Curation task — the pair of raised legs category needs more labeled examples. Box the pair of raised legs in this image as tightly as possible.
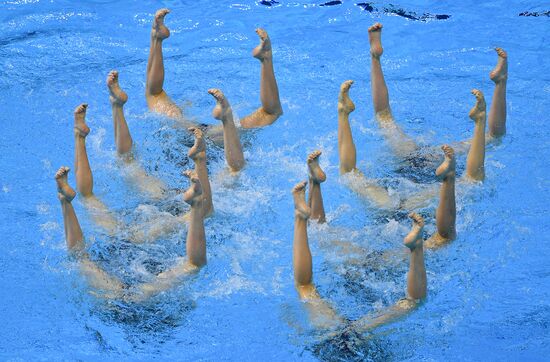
[56,164,208,299]
[145,9,282,130]
[368,23,508,156]
[291,181,427,332]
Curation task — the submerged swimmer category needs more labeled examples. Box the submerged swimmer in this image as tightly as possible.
[73,104,119,234]
[107,70,167,200]
[336,80,396,209]
[291,180,427,332]
[139,170,208,298]
[55,166,126,297]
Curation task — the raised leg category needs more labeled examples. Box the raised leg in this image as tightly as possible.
[465,90,487,181]
[293,181,313,292]
[337,80,357,174]
[73,104,93,197]
[73,104,120,233]
[368,23,418,158]
[426,146,456,248]
[55,167,125,295]
[488,48,508,138]
[107,70,132,155]
[188,127,213,217]
[352,213,426,333]
[208,89,245,172]
[56,166,83,251]
[240,29,283,128]
[307,151,326,223]
[183,170,207,268]
[403,213,427,300]
[292,181,344,329]
[145,9,184,120]
[135,171,205,299]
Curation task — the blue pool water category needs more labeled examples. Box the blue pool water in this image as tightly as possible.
[1,0,549,360]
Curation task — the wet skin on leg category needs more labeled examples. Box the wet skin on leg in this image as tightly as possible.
[352,213,427,333]
[488,48,508,138]
[240,28,283,128]
[107,70,132,156]
[292,181,344,330]
[138,170,205,299]
[188,127,213,217]
[107,71,166,200]
[337,80,357,174]
[208,88,245,172]
[368,23,418,158]
[426,145,456,248]
[73,104,119,234]
[55,166,126,296]
[465,89,487,181]
[307,150,327,223]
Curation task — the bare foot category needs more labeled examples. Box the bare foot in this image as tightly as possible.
[106,70,128,106]
[252,28,272,61]
[435,145,456,179]
[489,47,508,83]
[152,8,170,40]
[188,127,206,161]
[307,150,326,184]
[292,181,311,220]
[338,80,356,114]
[468,89,486,122]
[55,166,76,202]
[403,213,424,250]
[208,88,232,121]
[368,23,384,58]
[74,103,90,137]
[182,170,203,205]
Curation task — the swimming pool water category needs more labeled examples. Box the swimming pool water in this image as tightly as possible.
[1,0,549,360]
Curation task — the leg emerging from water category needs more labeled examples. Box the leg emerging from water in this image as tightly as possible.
[138,170,204,299]
[292,181,344,329]
[107,70,132,155]
[56,166,125,296]
[338,80,357,174]
[188,127,213,217]
[73,104,119,233]
[107,71,166,199]
[368,23,417,158]
[307,151,326,223]
[466,90,487,181]
[240,29,283,128]
[353,213,427,333]
[74,104,92,197]
[426,146,456,248]
[403,213,427,300]
[208,89,245,172]
[488,48,508,138]
[145,9,187,120]
[56,166,82,251]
